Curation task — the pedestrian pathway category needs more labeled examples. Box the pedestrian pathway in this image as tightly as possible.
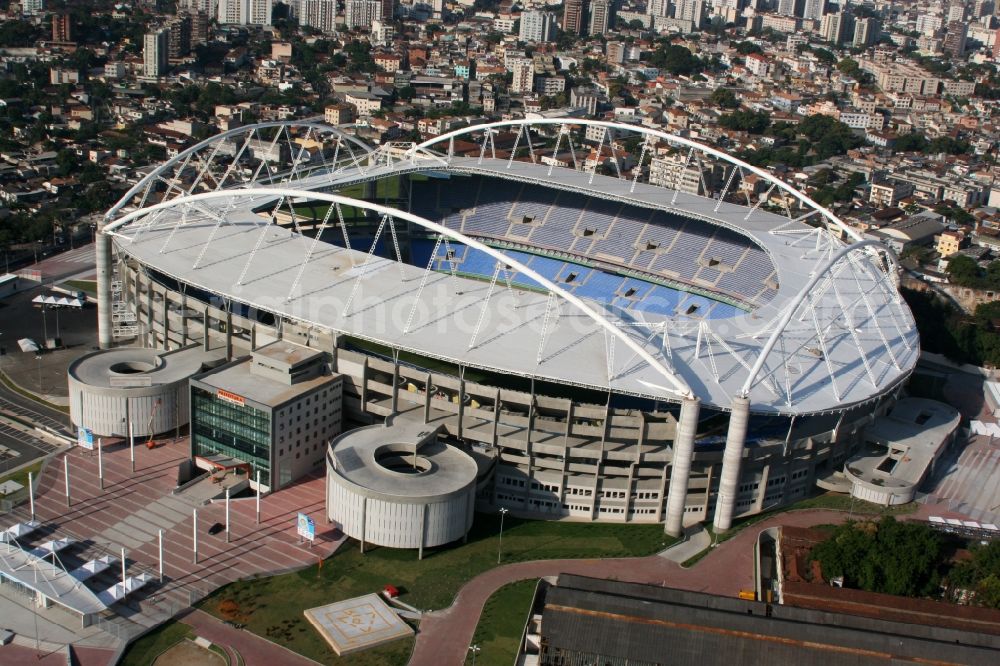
[407,505,951,666]
[179,609,320,666]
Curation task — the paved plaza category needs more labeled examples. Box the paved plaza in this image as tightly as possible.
[4,436,342,652]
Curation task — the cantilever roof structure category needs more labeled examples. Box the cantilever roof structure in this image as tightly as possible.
[104,119,919,415]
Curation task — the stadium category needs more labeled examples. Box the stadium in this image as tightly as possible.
[97,118,919,535]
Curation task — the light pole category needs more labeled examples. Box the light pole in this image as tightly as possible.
[468,644,481,666]
[497,507,508,564]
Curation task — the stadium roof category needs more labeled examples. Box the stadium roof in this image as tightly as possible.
[105,121,919,415]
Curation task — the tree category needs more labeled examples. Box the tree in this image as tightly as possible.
[710,88,740,109]
[628,19,646,30]
[810,518,945,598]
[946,254,980,284]
[718,110,770,134]
[812,47,837,65]
[735,41,763,55]
[837,57,861,78]
[649,44,702,76]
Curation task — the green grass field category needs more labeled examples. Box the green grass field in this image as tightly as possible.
[199,514,673,664]
[119,620,193,666]
[467,580,538,665]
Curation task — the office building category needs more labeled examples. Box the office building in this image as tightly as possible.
[190,341,343,491]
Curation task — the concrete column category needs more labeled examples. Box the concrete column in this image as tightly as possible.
[96,227,113,349]
[360,357,369,412]
[203,306,210,351]
[145,275,153,348]
[423,372,432,423]
[418,504,426,560]
[180,291,188,345]
[457,372,466,439]
[492,389,501,447]
[390,353,400,415]
[360,496,367,554]
[713,396,751,532]
[161,293,169,350]
[664,397,700,537]
[224,307,233,360]
[755,465,771,512]
[250,324,257,351]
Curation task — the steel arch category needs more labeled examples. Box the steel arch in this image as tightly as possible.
[105,121,373,222]
[405,118,864,243]
[104,188,695,400]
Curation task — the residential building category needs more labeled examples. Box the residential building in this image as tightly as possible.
[51,13,72,43]
[511,59,534,94]
[143,28,170,78]
[870,180,914,208]
[821,11,854,45]
[801,0,825,20]
[563,0,586,35]
[853,17,880,49]
[296,0,337,32]
[345,0,382,29]
[675,0,704,25]
[589,0,613,35]
[520,11,557,43]
[324,104,354,125]
[936,230,965,258]
[345,91,382,117]
[943,21,968,57]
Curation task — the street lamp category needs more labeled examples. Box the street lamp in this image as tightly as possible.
[468,644,481,666]
[497,507,509,564]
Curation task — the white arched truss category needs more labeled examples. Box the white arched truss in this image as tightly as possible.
[741,239,910,399]
[104,188,695,400]
[105,121,373,223]
[404,118,864,243]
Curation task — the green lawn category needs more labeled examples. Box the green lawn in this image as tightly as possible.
[0,459,44,494]
[119,620,193,666]
[199,514,672,664]
[62,279,98,297]
[682,491,920,568]
[467,580,538,666]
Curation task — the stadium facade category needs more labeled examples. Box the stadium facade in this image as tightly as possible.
[97,119,919,535]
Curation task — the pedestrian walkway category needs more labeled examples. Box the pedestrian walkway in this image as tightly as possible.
[178,609,320,666]
[658,525,710,563]
[407,506,948,666]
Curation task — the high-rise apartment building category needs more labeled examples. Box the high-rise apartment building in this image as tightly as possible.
[801,0,826,20]
[821,11,854,44]
[167,15,193,61]
[143,28,169,78]
[853,17,880,48]
[22,0,45,16]
[648,0,669,17]
[589,0,613,35]
[345,0,382,29]
[520,11,557,42]
[217,0,271,25]
[563,0,586,35]
[380,0,395,22]
[777,0,805,17]
[296,0,337,32]
[52,13,72,43]
[943,20,969,57]
[511,59,534,94]
[675,0,704,24]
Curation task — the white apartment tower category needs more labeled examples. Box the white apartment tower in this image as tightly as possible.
[295,0,337,32]
[345,0,382,29]
[519,11,557,42]
[217,0,272,25]
[589,0,612,35]
[143,28,169,78]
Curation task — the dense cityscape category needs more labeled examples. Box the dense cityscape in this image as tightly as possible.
[0,0,999,665]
